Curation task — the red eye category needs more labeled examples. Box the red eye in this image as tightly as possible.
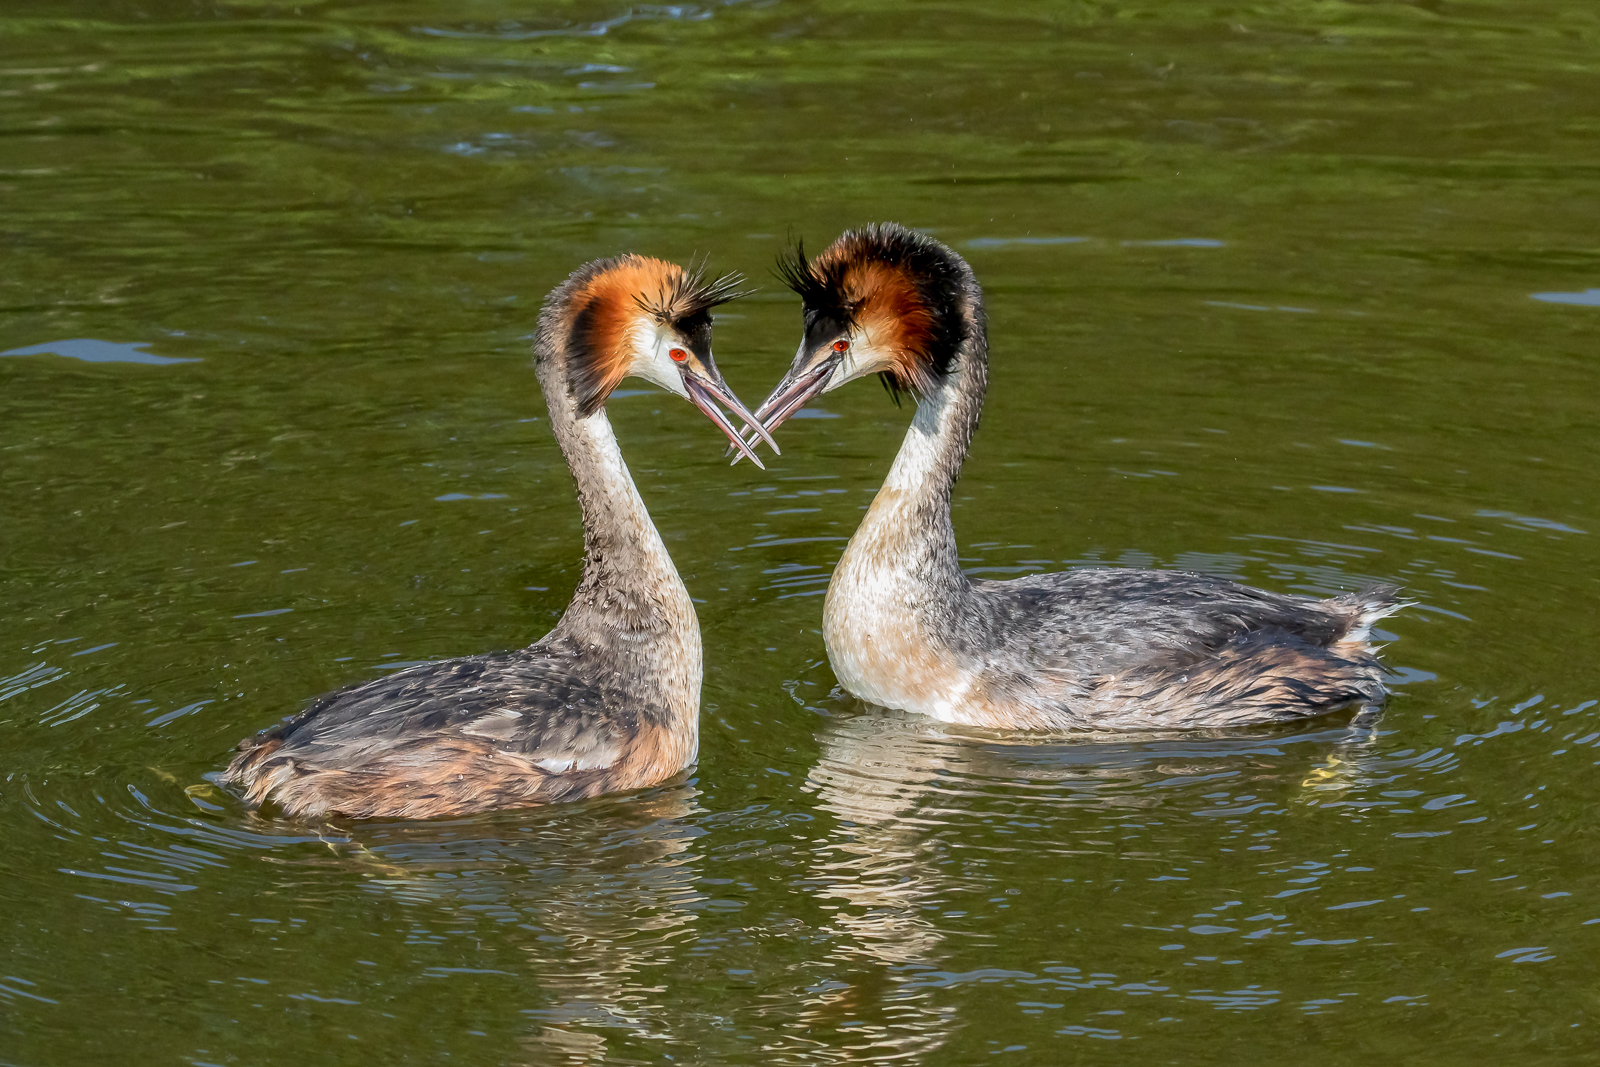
[832,339,849,352]
[669,348,688,362]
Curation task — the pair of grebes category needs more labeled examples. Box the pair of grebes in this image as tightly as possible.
[227,223,1402,820]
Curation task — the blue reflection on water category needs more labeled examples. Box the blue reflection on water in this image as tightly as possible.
[1531,289,1600,306]
[1,339,199,364]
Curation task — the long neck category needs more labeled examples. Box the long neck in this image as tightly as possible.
[535,355,691,632]
[848,304,989,599]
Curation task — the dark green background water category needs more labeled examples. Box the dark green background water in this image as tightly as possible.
[3,2,1598,1063]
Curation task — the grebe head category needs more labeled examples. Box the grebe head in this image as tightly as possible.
[755,223,973,437]
[548,254,775,467]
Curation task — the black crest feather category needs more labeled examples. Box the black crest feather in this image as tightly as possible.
[633,256,751,328]
[775,240,853,330]
[547,254,750,419]
[776,223,973,398]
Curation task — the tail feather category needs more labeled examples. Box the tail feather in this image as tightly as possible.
[1332,583,1408,645]
[222,734,284,796]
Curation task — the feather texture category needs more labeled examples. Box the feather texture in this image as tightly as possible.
[559,254,747,417]
[803,223,1407,730]
[778,224,968,398]
[223,255,719,819]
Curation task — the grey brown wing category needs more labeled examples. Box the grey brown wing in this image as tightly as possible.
[969,567,1359,674]
[244,639,636,775]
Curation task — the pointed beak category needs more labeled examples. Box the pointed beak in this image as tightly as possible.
[728,349,841,466]
[681,361,777,471]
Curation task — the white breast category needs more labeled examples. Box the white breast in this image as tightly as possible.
[823,521,978,723]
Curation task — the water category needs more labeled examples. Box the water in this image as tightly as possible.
[3,2,1599,1062]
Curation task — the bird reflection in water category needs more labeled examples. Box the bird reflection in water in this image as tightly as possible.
[792,695,1391,1054]
[793,707,980,1061]
[265,785,704,1064]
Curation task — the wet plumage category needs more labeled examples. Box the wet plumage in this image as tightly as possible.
[747,223,1404,731]
[225,255,765,819]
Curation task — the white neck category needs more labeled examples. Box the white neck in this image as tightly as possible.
[821,333,990,718]
[535,357,697,646]
[839,342,987,594]
[882,374,968,494]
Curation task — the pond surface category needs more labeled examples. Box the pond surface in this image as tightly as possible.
[3,2,1599,1063]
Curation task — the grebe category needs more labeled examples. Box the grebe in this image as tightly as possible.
[225,255,775,819]
[742,223,1403,731]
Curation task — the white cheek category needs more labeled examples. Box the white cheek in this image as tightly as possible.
[822,351,852,392]
[628,323,690,398]
[826,338,896,391]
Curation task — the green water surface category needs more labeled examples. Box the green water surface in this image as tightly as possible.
[3,2,1599,1063]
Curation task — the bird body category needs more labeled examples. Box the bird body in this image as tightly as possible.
[752,223,1403,731]
[225,255,765,819]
